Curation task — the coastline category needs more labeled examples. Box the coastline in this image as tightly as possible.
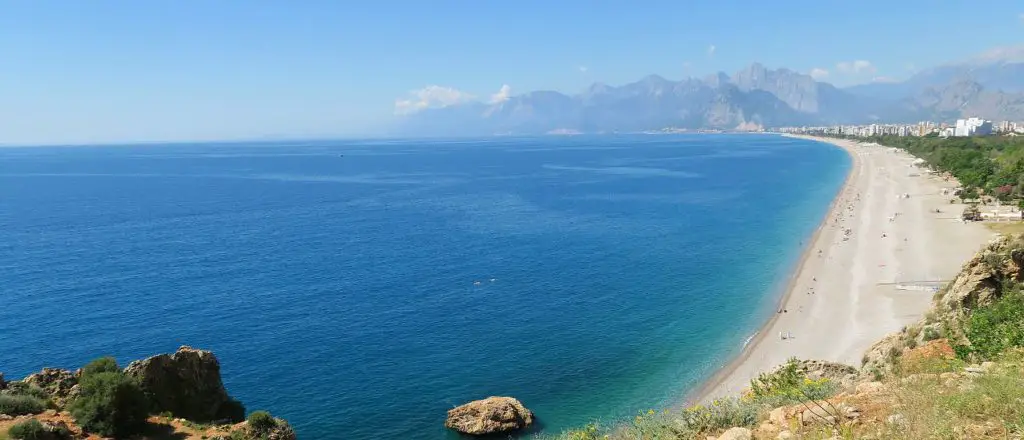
[691,134,993,402]
[686,134,857,403]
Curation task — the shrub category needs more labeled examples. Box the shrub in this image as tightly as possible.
[68,371,149,437]
[957,290,1024,360]
[922,326,941,341]
[80,356,120,377]
[551,423,603,440]
[0,394,46,416]
[247,411,277,435]
[1,383,50,403]
[7,419,46,440]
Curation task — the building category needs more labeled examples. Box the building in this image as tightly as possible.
[953,117,993,137]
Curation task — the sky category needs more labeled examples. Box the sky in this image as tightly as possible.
[1,0,1022,145]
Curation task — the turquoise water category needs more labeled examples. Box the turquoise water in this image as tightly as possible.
[0,134,848,439]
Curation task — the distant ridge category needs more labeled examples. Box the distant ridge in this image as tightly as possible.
[393,46,1024,136]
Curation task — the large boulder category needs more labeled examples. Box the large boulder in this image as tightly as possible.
[0,372,6,390]
[124,346,244,423]
[445,396,534,435]
[716,427,752,440]
[22,368,77,407]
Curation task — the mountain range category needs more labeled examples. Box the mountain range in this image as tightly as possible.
[392,46,1024,136]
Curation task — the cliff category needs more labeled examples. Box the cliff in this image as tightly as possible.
[0,346,293,440]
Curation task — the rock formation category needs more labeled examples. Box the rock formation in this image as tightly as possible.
[123,345,245,423]
[22,368,77,407]
[445,396,534,435]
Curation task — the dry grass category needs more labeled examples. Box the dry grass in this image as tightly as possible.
[983,221,1024,235]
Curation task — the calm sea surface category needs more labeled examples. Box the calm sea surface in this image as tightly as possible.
[0,135,848,439]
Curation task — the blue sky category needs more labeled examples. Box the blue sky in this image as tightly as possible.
[1,0,1022,144]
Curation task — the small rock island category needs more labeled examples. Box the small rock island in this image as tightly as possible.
[445,396,533,435]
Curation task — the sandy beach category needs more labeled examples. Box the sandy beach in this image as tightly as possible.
[696,135,994,401]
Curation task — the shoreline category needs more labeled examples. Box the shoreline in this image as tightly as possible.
[690,134,993,403]
[686,134,858,404]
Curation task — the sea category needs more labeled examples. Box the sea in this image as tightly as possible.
[0,134,849,439]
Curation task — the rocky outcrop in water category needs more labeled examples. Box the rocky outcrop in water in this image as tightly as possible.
[123,345,245,423]
[445,396,534,435]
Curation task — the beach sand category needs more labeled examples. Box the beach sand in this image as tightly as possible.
[695,135,994,401]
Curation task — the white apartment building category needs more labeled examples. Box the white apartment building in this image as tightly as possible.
[953,117,993,137]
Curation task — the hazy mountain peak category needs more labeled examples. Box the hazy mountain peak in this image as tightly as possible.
[640,74,672,86]
[703,72,731,87]
[965,45,1024,66]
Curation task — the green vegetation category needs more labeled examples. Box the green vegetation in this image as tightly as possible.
[5,419,71,440]
[80,356,120,376]
[862,135,1024,203]
[0,395,46,416]
[883,350,1024,439]
[2,383,49,403]
[6,420,46,440]
[956,286,1024,360]
[548,359,839,439]
[0,382,49,417]
[246,411,277,436]
[68,357,149,438]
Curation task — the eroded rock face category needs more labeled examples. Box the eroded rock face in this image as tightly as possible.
[445,396,533,435]
[124,346,244,423]
[23,368,77,407]
[260,418,297,440]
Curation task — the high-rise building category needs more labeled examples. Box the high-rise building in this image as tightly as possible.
[953,118,993,137]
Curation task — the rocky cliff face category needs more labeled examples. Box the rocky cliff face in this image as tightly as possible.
[124,345,245,423]
[22,368,78,408]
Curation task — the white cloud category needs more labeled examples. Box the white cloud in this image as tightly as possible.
[707,45,716,56]
[394,85,477,115]
[578,66,588,73]
[489,84,512,104]
[809,68,829,80]
[872,76,898,83]
[836,60,876,75]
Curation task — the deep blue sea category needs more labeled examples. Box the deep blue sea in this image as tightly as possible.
[0,134,848,439]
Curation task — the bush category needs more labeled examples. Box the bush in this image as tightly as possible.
[0,394,46,416]
[80,356,120,377]
[7,419,46,440]
[957,290,1024,360]
[68,371,149,437]
[247,411,277,435]
[747,358,835,403]
[3,383,49,402]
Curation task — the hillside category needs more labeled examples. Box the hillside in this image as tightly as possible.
[0,347,293,440]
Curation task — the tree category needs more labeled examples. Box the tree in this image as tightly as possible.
[959,186,979,203]
[69,370,149,437]
[80,356,120,377]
